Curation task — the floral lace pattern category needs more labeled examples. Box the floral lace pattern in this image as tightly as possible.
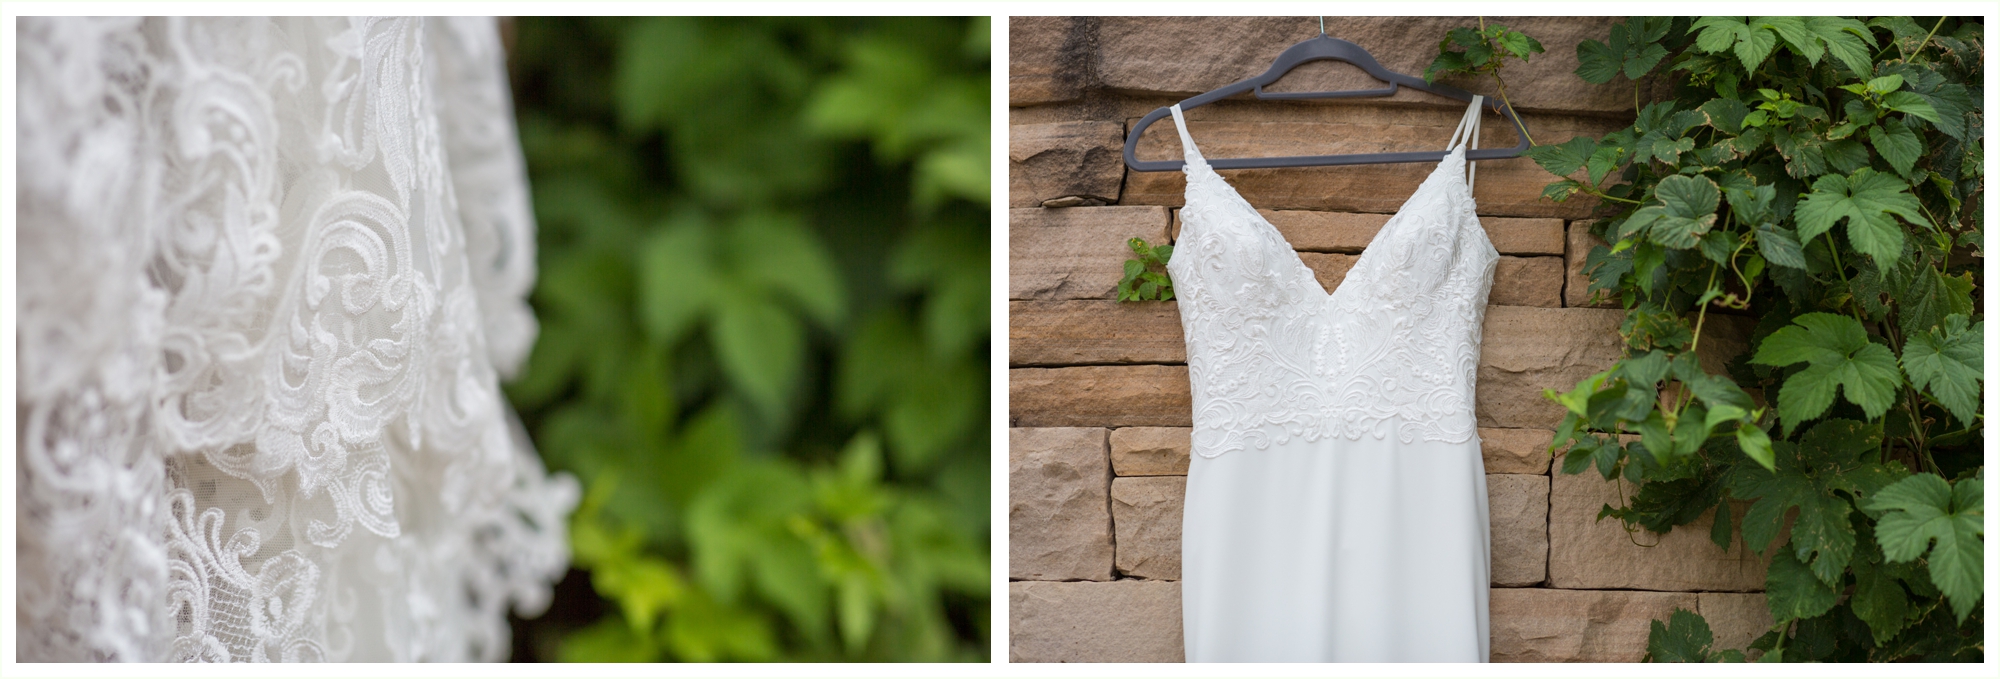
[17,17,576,662]
[1164,103,1499,459]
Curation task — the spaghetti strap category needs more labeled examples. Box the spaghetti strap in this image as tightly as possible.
[1169,104,1208,169]
[1445,96,1484,192]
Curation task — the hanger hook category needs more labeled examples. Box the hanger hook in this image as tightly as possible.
[1318,16,1325,36]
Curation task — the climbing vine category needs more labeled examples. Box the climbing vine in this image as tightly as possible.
[1506,16,1982,662]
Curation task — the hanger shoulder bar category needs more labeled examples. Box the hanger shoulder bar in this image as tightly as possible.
[1126,98,1532,172]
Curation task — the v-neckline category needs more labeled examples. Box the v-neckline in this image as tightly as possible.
[1180,148,1473,302]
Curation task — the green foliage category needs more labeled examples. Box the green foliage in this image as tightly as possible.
[1116,237,1175,302]
[1425,22,1545,83]
[1646,608,1747,662]
[1511,16,1984,663]
[506,17,989,662]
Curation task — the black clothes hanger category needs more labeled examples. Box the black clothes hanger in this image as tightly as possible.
[1123,21,1531,172]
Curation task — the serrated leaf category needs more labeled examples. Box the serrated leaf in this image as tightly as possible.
[1646,608,1718,662]
[1868,118,1921,178]
[1641,175,1720,249]
[1793,169,1927,265]
[1764,546,1839,623]
[1624,42,1669,79]
[1525,135,1598,177]
[1820,138,1870,173]
[1807,16,1876,77]
[1575,39,1621,84]
[1751,313,1904,427]
[1862,473,1985,623]
[1849,553,1911,645]
[1754,224,1807,269]
[1900,315,1982,426]
[1730,419,1902,588]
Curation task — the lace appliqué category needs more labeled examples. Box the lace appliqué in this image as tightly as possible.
[18,17,576,662]
[1165,106,1499,460]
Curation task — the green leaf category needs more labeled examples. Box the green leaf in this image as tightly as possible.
[1641,175,1721,249]
[1867,118,1921,178]
[1900,315,1983,426]
[1754,224,1807,269]
[1646,608,1719,662]
[1793,169,1928,265]
[1898,268,1975,339]
[1575,39,1621,84]
[1879,91,1940,123]
[1862,473,1985,623]
[1849,550,1911,645]
[1750,312,1903,428]
[1806,16,1876,76]
[730,212,847,328]
[1525,135,1598,177]
[639,218,717,344]
[709,292,806,423]
[1625,42,1669,79]
[1735,425,1775,471]
[1764,546,1839,624]
[1729,419,1902,587]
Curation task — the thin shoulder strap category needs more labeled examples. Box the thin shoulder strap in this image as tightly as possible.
[1445,95,1484,192]
[1168,104,1207,169]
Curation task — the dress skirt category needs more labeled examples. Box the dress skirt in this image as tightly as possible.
[1181,435,1491,662]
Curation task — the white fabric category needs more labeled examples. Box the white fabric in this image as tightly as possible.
[16,17,578,662]
[1167,99,1497,662]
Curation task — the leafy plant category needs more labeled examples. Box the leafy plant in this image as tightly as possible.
[1116,237,1176,302]
[1516,16,1983,662]
[505,17,989,662]
[1425,17,1544,143]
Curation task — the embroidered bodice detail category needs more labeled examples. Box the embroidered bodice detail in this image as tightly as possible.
[1165,100,1499,459]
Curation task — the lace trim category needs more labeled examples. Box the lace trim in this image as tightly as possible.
[1165,103,1499,459]
[18,17,576,662]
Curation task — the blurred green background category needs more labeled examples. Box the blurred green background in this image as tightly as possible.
[501,17,991,662]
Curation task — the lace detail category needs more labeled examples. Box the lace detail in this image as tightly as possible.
[17,17,577,662]
[1165,102,1499,459]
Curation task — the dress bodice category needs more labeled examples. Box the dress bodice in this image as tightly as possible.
[1165,99,1500,459]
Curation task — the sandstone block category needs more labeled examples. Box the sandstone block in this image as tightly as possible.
[1011,207,1172,300]
[1011,366,1192,428]
[1175,210,1562,256]
[1009,300,1185,366]
[1480,427,1554,475]
[1698,592,1774,658]
[1110,427,1191,476]
[1010,580,1185,662]
[1490,588,1697,662]
[1548,472,1772,591]
[1491,257,1564,307]
[1488,474,1550,587]
[1011,121,1125,208]
[1009,17,1091,106]
[1094,17,1647,115]
[1009,428,1114,581]
[1298,252,1359,295]
[1477,306,1626,429]
[1565,221,1619,308]
[1123,102,1629,219]
[1112,476,1186,580]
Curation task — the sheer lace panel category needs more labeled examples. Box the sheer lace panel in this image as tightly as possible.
[17,17,577,662]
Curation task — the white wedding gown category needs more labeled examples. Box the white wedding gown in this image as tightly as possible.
[1168,98,1497,662]
[16,17,576,662]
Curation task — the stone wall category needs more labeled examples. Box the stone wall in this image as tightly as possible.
[1007,16,1772,663]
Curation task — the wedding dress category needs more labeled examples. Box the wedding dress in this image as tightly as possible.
[1168,97,1497,662]
[17,17,577,661]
